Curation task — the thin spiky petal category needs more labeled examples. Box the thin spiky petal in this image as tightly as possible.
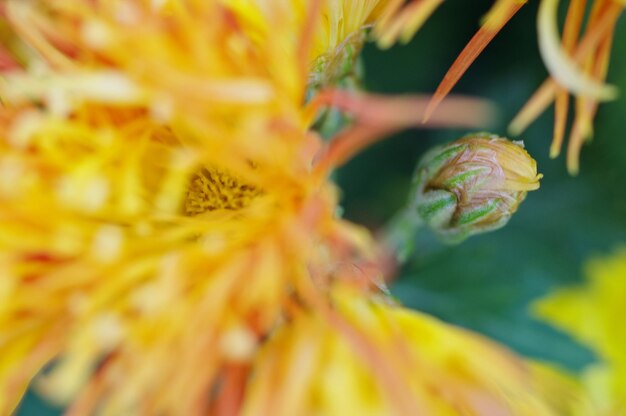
[552,93,569,158]
[423,0,526,123]
[509,2,622,135]
[309,90,495,171]
[370,0,405,36]
[552,0,587,158]
[375,0,444,48]
[510,79,558,136]
[5,0,76,70]
[297,0,323,79]
[243,285,558,416]
[566,9,616,174]
[537,0,618,100]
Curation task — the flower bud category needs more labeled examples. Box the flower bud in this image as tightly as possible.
[412,133,542,243]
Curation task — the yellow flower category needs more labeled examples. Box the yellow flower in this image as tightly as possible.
[0,0,549,414]
[424,0,625,174]
[0,2,358,413]
[533,247,626,414]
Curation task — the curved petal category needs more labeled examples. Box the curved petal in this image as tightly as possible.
[537,0,618,100]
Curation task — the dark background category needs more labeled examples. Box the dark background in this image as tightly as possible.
[18,1,626,414]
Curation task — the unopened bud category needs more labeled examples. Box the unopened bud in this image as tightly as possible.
[412,133,542,243]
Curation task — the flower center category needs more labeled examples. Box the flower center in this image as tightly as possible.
[184,168,261,215]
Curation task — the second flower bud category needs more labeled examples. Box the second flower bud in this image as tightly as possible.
[411,133,542,243]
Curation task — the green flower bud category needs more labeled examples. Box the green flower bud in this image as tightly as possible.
[411,133,542,243]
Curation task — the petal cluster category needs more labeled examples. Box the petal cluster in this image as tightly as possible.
[244,286,555,416]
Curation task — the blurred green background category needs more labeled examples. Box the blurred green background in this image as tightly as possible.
[345,0,626,372]
[18,1,626,414]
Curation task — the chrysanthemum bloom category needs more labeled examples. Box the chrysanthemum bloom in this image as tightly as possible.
[0,1,551,414]
[424,0,624,174]
[533,247,626,415]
